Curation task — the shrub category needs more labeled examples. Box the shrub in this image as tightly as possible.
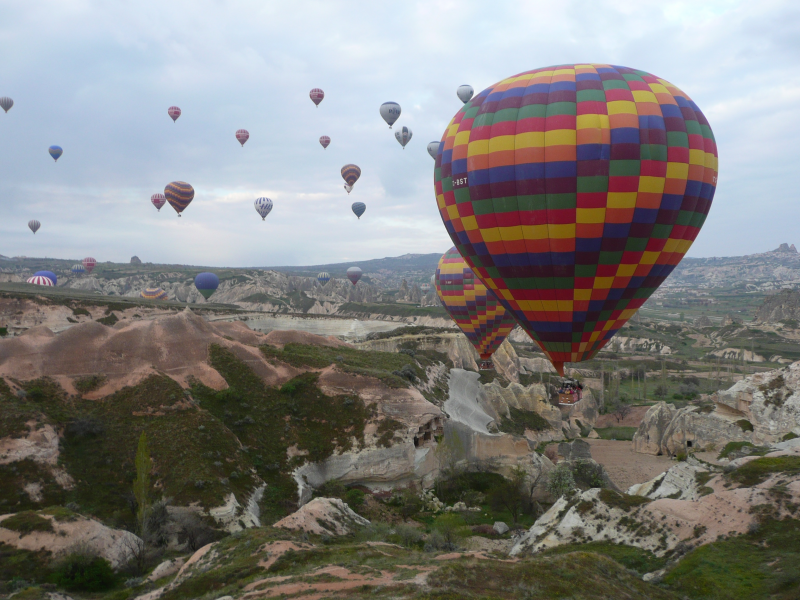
[0,511,54,534]
[546,463,576,499]
[51,552,117,592]
[74,375,106,394]
[65,418,105,439]
[781,432,798,442]
[394,523,423,548]
[736,419,754,433]
[0,327,8,337]
[345,488,365,510]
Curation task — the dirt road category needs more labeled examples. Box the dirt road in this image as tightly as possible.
[586,439,673,491]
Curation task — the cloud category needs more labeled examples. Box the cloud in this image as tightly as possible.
[0,0,798,266]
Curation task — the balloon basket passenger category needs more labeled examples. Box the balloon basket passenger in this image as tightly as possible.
[479,359,494,371]
[557,378,583,406]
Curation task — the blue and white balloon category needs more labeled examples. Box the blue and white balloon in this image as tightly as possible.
[254,197,273,221]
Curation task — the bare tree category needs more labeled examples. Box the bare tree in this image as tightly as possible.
[612,400,632,424]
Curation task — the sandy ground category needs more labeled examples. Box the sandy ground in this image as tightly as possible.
[586,439,673,490]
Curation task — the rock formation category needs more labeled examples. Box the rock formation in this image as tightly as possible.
[274,497,370,536]
[755,289,800,323]
[771,243,797,253]
[694,315,712,327]
[633,362,800,456]
[131,255,142,264]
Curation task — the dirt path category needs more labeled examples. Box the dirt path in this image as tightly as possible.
[586,439,673,491]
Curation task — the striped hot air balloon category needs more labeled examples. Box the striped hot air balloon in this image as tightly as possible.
[140,287,168,300]
[341,164,361,188]
[319,135,330,149]
[236,129,249,146]
[49,146,63,162]
[351,202,366,219]
[28,220,40,234]
[394,126,412,149]
[27,276,54,286]
[346,267,362,286]
[254,197,273,220]
[194,272,219,299]
[151,193,166,211]
[164,181,194,217]
[317,272,331,285]
[435,247,518,370]
[168,106,181,122]
[434,64,718,375]
[310,88,324,106]
[82,257,96,274]
[71,264,86,275]
[0,97,13,113]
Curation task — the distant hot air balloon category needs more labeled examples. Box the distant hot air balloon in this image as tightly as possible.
[310,88,324,107]
[319,135,330,149]
[420,283,431,293]
[82,257,96,274]
[427,141,439,159]
[194,272,219,299]
[351,202,366,219]
[34,271,57,285]
[236,129,249,146]
[140,287,168,301]
[49,146,63,162]
[317,272,331,285]
[380,102,401,129]
[344,184,353,194]
[27,276,54,286]
[456,85,474,104]
[435,64,719,375]
[341,164,361,190]
[346,266,362,286]
[0,97,13,113]
[28,220,40,234]
[435,247,517,370]
[394,126,412,149]
[254,197,273,220]
[151,193,166,212]
[71,264,86,276]
[164,181,194,217]
[168,106,181,122]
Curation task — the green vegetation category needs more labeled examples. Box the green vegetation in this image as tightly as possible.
[73,374,106,393]
[499,406,551,436]
[340,302,449,318]
[663,518,800,599]
[729,456,800,487]
[718,441,770,459]
[95,312,118,326]
[695,471,715,496]
[261,342,434,388]
[376,418,404,448]
[594,426,637,441]
[782,432,799,442]
[133,431,151,536]
[736,419,754,432]
[0,327,7,337]
[0,511,53,534]
[238,292,286,305]
[366,325,454,341]
[598,489,651,512]
[0,543,52,591]
[51,552,117,592]
[193,345,370,522]
[542,541,668,575]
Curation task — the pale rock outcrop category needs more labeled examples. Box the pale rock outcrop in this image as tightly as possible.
[628,460,710,501]
[147,557,186,582]
[491,339,520,383]
[707,348,766,362]
[208,484,265,532]
[0,513,141,568]
[632,402,677,455]
[607,336,672,355]
[0,422,60,465]
[274,497,370,536]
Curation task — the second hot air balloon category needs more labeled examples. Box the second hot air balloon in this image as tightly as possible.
[49,146,63,162]
[194,273,219,299]
[168,106,181,122]
[236,129,249,146]
[341,164,361,190]
[317,272,331,285]
[310,88,324,106]
[434,64,718,375]
[319,135,330,149]
[82,257,96,274]
[394,126,412,149]
[380,102,401,128]
[165,182,194,217]
[351,202,366,219]
[28,220,40,234]
[151,193,166,212]
[346,267,362,285]
[254,197,273,220]
[435,247,518,370]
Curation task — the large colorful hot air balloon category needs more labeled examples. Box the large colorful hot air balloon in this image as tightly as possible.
[341,164,361,189]
[435,247,518,370]
[27,276,54,286]
[380,102,401,128]
[0,97,13,113]
[346,266,362,285]
[151,193,166,212]
[434,64,718,375]
[317,272,331,285]
[28,220,40,234]
[140,287,168,301]
[82,257,96,274]
[427,141,440,159]
[165,181,194,217]
[236,129,249,146]
[254,197,273,220]
[456,85,474,104]
[319,135,330,149]
[194,272,219,299]
[34,271,57,285]
[351,202,366,219]
[168,106,181,122]
[395,126,412,149]
[310,88,324,106]
[49,146,63,162]
[71,264,86,276]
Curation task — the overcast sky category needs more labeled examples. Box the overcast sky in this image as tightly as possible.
[1,0,798,267]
